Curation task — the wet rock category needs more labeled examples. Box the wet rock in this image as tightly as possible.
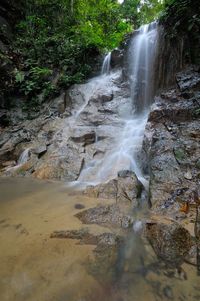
[84,170,142,205]
[1,160,16,167]
[163,286,173,299]
[0,69,130,181]
[85,179,118,199]
[76,204,133,229]
[74,203,85,210]
[196,159,200,169]
[173,147,188,164]
[50,228,98,245]
[0,112,10,127]
[51,228,123,248]
[32,145,47,156]
[86,233,124,286]
[181,91,194,99]
[161,89,181,102]
[184,171,192,180]
[90,92,114,104]
[70,131,96,145]
[143,68,200,223]
[185,245,198,266]
[117,170,142,202]
[176,67,200,92]
[146,222,192,267]
[111,48,124,68]
[33,155,84,181]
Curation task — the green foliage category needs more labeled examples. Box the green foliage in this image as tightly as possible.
[138,0,164,24]
[12,0,132,107]
[160,0,200,34]
[121,0,140,27]
[15,70,25,83]
[120,0,164,27]
[160,0,200,63]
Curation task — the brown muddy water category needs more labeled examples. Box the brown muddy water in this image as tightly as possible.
[0,177,200,301]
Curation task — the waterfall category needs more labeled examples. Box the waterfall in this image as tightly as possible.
[101,52,111,75]
[71,23,158,189]
[128,22,158,112]
[18,148,30,165]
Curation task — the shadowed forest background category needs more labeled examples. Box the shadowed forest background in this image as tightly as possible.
[0,0,199,113]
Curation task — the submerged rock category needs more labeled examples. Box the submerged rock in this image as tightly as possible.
[146,222,192,267]
[76,204,133,229]
[51,228,122,247]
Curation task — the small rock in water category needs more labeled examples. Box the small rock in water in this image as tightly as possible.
[74,203,85,209]
[184,171,192,180]
[163,285,173,299]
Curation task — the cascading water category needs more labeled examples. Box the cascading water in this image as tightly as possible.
[71,23,158,188]
[5,148,30,172]
[129,22,158,112]
[17,148,30,165]
[101,52,111,75]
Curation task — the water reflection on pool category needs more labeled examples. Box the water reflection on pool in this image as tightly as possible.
[0,177,199,301]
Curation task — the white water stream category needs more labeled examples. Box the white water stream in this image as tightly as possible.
[73,23,158,188]
[129,22,158,112]
[101,52,111,74]
[12,23,157,189]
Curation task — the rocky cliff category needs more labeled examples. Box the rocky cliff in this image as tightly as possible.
[141,65,200,268]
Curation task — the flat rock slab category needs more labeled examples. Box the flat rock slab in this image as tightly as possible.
[50,228,122,246]
[75,204,133,229]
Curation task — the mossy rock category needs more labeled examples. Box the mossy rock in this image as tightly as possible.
[173,148,187,164]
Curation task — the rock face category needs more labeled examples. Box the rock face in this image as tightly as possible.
[141,66,200,266]
[143,66,200,221]
[0,70,132,181]
[111,48,124,68]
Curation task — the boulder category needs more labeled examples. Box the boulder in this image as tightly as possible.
[84,170,142,205]
[32,145,47,156]
[146,222,192,267]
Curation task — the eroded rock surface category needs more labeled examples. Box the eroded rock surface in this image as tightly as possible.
[146,222,192,267]
[75,204,133,229]
[143,66,200,220]
[142,66,200,267]
[0,70,131,181]
[84,170,142,203]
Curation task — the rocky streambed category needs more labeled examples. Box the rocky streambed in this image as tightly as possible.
[0,65,200,300]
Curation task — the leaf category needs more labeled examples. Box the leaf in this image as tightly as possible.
[180,202,189,214]
[15,70,25,83]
